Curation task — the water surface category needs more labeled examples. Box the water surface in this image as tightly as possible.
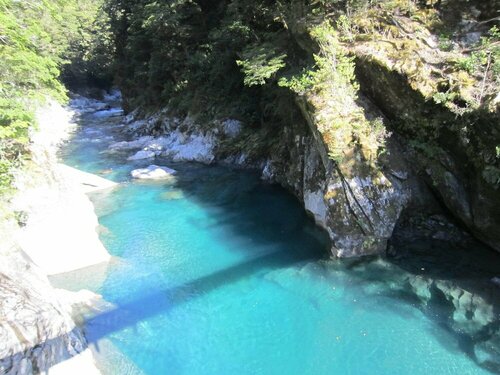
[52,106,496,375]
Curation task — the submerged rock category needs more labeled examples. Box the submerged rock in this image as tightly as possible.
[160,190,184,200]
[131,165,177,180]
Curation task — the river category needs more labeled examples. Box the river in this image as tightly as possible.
[50,99,497,374]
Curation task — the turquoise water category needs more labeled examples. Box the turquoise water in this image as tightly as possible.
[54,107,494,374]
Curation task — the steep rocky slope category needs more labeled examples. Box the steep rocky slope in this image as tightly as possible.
[0,99,113,374]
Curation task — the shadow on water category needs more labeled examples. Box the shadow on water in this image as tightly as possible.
[87,165,333,339]
[165,162,500,369]
[85,247,315,345]
[325,238,500,374]
[16,109,498,373]
[2,158,333,371]
[168,164,328,251]
[0,249,314,373]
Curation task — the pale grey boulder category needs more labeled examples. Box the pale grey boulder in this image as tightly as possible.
[131,165,177,180]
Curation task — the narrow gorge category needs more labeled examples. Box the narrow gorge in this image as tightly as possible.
[1,0,499,374]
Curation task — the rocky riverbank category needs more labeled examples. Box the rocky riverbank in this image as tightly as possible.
[110,107,470,257]
[0,98,117,374]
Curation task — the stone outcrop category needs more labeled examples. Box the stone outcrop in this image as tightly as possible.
[0,250,105,375]
[119,6,500,259]
[276,4,500,256]
[12,101,112,275]
[0,98,115,374]
[353,55,500,253]
[115,116,217,164]
[0,251,87,374]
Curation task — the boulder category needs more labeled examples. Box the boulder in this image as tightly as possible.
[108,136,154,151]
[127,150,156,161]
[131,165,177,180]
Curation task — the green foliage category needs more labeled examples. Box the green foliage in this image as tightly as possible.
[279,23,358,97]
[279,21,387,164]
[278,68,315,94]
[438,34,453,51]
[0,0,58,194]
[456,26,500,77]
[103,0,299,125]
[336,14,356,42]
[432,91,457,105]
[59,0,114,90]
[456,51,488,73]
[0,0,109,195]
[237,44,287,87]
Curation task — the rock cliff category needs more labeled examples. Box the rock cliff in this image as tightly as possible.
[0,99,113,374]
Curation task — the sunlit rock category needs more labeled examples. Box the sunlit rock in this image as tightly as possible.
[12,103,112,275]
[161,131,216,164]
[304,190,328,229]
[131,165,177,180]
[94,108,124,118]
[109,136,153,151]
[127,150,156,161]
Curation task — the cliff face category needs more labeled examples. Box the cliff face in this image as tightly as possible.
[0,251,88,374]
[277,3,500,255]
[12,101,112,275]
[354,56,500,252]
[0,99,112,374]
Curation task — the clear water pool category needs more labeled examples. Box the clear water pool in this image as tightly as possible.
[52,108,495,375]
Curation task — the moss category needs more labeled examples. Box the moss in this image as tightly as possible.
[283,22,389,167]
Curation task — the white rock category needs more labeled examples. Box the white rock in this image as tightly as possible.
[304,189,328,229]
[69,96,108,113]
[131,165,177,180]
[171,134,215,163]
[222,119,242,138]
[261,160,275,181]
[57,164,116,193]
[143,139,167,152]
[43,349,101,375]
[12,102,112,275]
[109,136,153,151]
[127,150,156,160]
[159,131,216,164]
[103,89,122,101]
[0,251,101,375]
[94,108,124,118]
